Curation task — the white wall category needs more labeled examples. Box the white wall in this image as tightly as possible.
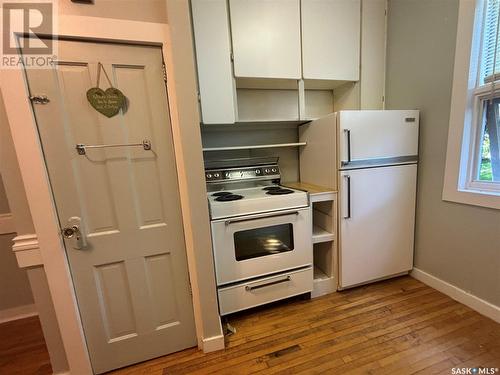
[386,0,500,307]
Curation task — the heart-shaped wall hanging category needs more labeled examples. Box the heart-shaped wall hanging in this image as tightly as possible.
[86,63,126,118]
[87,87,125,118]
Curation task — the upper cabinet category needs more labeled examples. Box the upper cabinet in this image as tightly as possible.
[191,0,237,124]
[229,0,302,80]
[360,0,386,109]
[190,0,385,124]
[301,0,361,83]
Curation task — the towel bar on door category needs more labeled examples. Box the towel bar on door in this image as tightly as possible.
[75,140,151,155]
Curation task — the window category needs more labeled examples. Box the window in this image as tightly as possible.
[443,0,500,209]
[468,0,500,190]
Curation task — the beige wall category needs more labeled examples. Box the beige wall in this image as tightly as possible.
[59,0,167,23]
[386,0,500,307]
[0,176,9,214]
[0,93,34,311]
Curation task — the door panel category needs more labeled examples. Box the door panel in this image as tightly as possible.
[339,165,417,288]
[339,110,419,165]
[229,0,302,79]
[302,0,361,81]
[23,39,196,373]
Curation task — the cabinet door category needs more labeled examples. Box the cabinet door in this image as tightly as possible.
[360,0,387,109]
[229,0,301,79]
[192,0,237,124]
[302,0,361,81]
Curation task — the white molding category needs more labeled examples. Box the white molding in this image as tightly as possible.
[202,334,225,353]
[0,213,16,235]
[0,303,38,324]
[442,0,500,210]
[12,234,43,268]
[411,268,500,324]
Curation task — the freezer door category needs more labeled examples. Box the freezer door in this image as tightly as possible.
[339,164,417,288]
[339,110,419,167]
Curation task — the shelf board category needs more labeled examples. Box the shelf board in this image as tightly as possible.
[312,225,335,244]
[312,267,336,298]
[313,266,330,281]
[202,142,307,152]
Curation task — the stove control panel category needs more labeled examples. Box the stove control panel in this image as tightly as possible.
[205,165,280,183]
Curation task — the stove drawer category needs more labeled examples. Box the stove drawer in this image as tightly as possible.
[218,266,313,316]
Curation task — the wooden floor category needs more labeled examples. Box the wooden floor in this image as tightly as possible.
[2,277,499,374]
[112,277,500,375]
[0,315,52,375]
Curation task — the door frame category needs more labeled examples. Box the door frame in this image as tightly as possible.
[0,15,219,374]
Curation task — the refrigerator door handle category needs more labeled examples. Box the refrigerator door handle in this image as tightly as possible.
[344,175,351,219]
[342,129,352,166]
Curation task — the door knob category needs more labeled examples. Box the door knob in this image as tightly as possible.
[62,225,79,239]
[62,217,87,250]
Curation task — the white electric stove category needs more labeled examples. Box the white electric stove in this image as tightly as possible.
[205,158,313,316]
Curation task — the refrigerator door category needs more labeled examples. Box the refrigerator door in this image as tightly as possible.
[339,110,419,169]
[339,164,417,288]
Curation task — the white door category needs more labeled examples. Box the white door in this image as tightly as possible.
[23,39,197,374]
[229,0,301,79]
[339,165,417,288]
[338,110,419,166]
[302,0,361,81]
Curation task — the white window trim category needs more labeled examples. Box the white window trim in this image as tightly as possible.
[443,0,500,209]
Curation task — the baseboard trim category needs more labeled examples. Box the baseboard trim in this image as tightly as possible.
[411,268,500,324]
[202,334,225,353]
[0,303,38,324]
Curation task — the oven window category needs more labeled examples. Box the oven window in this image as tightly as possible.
[233,224,294,261]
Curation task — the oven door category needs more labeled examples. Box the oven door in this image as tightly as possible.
[211,207,312,286]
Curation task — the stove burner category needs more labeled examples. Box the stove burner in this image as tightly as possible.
[266,189,294,195]
[212,191,233,197]
[263,186,282,191]
[215,194,244,202]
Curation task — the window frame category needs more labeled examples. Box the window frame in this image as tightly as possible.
[443,0,500,209]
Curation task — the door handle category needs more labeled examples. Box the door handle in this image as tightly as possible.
[62,217,87,250]
[225,210,299,226]
[342,129,352,166]
[245,276,291,291]
[344,175,351,219]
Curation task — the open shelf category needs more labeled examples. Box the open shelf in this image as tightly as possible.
[313,266,329,281]
[313,225,335,244]
[202,142,306,152]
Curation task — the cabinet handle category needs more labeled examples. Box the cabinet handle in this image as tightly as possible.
[245,276,291,291]
[344,175,351,219]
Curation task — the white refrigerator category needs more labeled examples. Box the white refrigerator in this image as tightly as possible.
[299,110,419,289]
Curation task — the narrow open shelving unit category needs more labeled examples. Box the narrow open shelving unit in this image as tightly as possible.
[283,182,338,298]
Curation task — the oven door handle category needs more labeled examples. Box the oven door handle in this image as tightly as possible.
[245,276,291,291]
[224,210,300,226]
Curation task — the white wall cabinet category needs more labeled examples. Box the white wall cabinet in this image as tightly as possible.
[302,0,361,83]
[360,0,386,109]
[229,0,302,80]
[191,0,237,124]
